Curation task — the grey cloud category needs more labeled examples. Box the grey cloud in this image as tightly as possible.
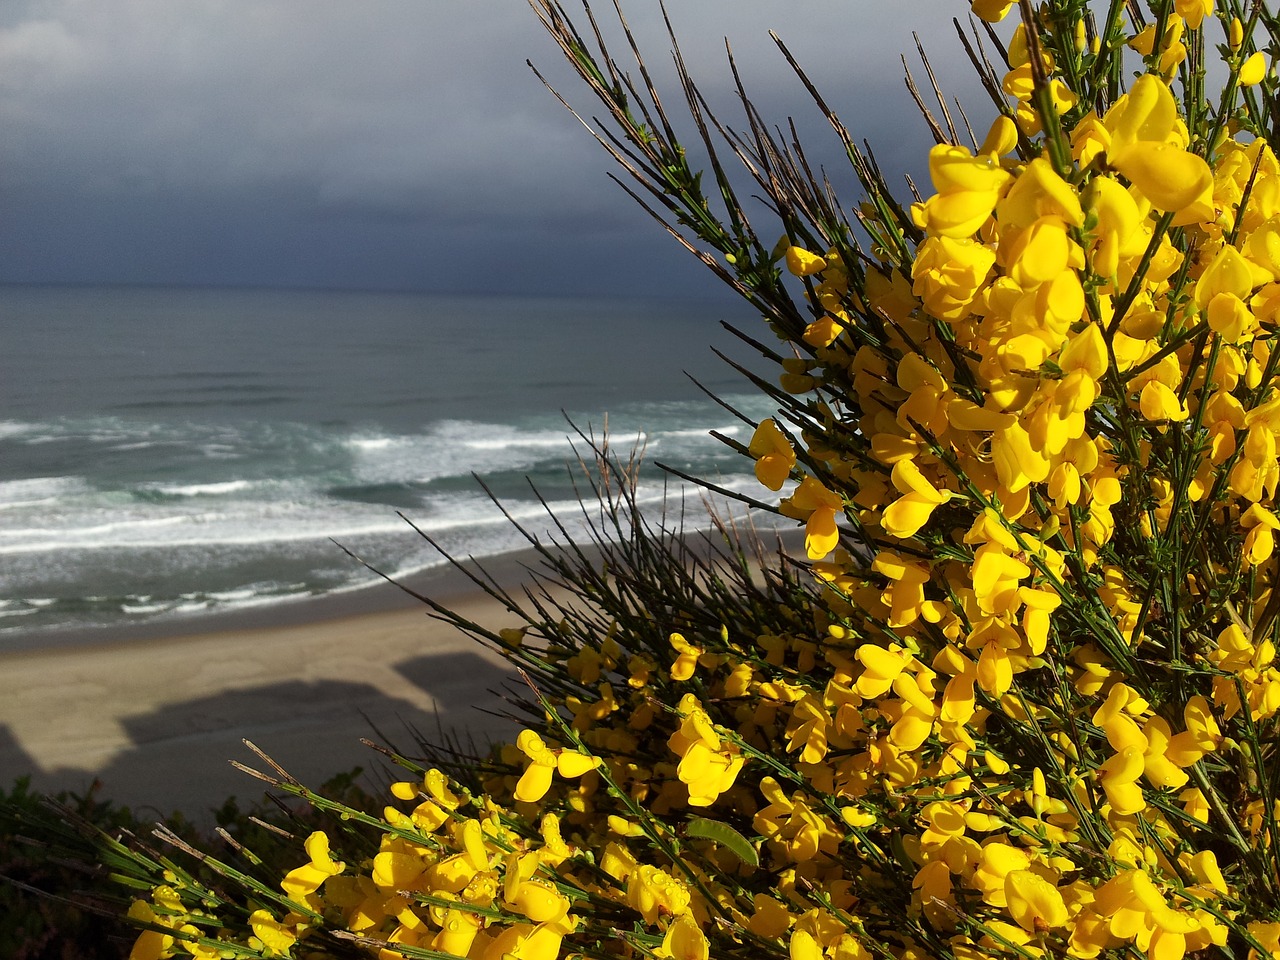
[0,0,974,292]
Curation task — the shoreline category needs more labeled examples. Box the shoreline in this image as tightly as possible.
[0,542,553,655]
[0,527,804,819]
[2,513,798,654]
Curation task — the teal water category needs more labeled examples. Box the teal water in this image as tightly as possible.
[0,285,779,642]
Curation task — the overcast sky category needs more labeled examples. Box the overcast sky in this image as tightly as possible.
[0,1,973,297]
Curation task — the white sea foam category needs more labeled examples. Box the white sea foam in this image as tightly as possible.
[464,435,575,451]
[660,425,740,439]
[348,437,395,450]
[120,601,172,615]
[144,480,255,497]
[344,421,583,486]
[200,443,241,458]
[0,511,414,554]
[0,476,90,508]
[197,587,260,603]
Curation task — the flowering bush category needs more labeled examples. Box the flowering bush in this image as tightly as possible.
[102,1,1280,959]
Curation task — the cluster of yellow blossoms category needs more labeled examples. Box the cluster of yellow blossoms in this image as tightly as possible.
[124,3,1280,960]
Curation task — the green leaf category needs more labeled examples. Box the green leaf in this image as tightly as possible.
[684,818,759,867]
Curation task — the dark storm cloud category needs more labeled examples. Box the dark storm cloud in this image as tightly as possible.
[0,1,976,294]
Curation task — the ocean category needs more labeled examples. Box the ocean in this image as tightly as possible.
[0,285,782,647]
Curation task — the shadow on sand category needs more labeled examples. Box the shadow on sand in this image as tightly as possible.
[1,648,517,821]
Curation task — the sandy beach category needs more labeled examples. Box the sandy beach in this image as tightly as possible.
[0,560,536,819]
[1,526,802,820]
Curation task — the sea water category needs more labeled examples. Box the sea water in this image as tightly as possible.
[0,285,783,644]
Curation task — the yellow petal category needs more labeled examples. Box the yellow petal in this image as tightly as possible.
[514,762,555,803]
[947,398,1015,431]
[992,421,1050,491]
[1105,74,1181,151]
[971,0,1016,22]
[373,851,427,889]
[513,882,570,924]
[663,914,709,960]
[248,911,297,953]
[1111,142,1213,216]
[1196,246,1256,306]
[805,507,840,558]
[1206,293,1254,343]
[916,188,1004,237]
[890,708,933,750]
[1240,51,1267,87]
[979,114,1019,155]
[841,806,877,829]
[1009,217,1073,285]
[791,929,824,960]
[1058,323,1109,379]
[882,493,944,539]
[785,246,827,277]
[1005,870,1068,931]
[556,750,597,778]
[1140,380,1188,421]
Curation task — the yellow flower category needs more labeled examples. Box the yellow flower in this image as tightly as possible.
[372,840,428,891]
[1098,745,1146,815]
[511,881,571,924]
[434,908,482,957]
[513,730,596,803]
[1098,76,1213,222]
[626,865,690,925]
[1139,380,1189,422]
[1128,24,1158,56]
[786,246,827,277]
[881,458,953,539]
[515,730,558,803]
[1005,869,1069,932]
[997,158,1085,231]
[992,421,1051,491]
[912,235,996,320]
[839,806,877,829]
[786,694,831,763]
[248,909,297,954]
[1174,0,1213,30]
[971,0,1016,21]
[784,477,844,558]
[1095,869,1202,960]
[484,919,573,960]
[1197,245,1256,306]
[657,913,709,960]
[668,632,704,681]
[971,842,1031,906]
[854,642,911,698]
[1242,504,1280,565]
[281,830,346,902]
[127,900,176,960]
[1166,696,1221,765]
[1085,175,1147,277]
[668,694,745,805]
[1112,141,1213,221]
[749,419,797,490]
[912,144,1013,237]
[1240,51,1268,86]
[979,114,1019,156]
